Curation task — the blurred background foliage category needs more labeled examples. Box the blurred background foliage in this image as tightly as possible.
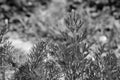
[0,0,120,43]
[0,0,120,80]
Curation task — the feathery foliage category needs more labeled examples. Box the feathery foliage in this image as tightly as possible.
[13,11,120,80]
[0,23,16,80]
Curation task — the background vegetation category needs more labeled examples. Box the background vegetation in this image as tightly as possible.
[0,0,120,80]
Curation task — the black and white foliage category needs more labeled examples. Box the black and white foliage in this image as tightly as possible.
[6,11,120,80]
